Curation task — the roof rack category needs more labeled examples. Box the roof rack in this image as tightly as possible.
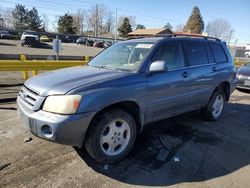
[155,33,221,42]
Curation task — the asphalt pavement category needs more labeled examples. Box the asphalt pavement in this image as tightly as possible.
[0,89,250,188]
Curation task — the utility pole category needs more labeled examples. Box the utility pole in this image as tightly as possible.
[96,4,98,37]
[115,8,118,43]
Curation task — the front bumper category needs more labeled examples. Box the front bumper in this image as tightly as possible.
[17,97,95,147]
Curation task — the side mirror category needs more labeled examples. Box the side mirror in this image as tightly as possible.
[149,61,166,73]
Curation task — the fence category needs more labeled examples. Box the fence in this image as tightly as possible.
[0,55,90,85]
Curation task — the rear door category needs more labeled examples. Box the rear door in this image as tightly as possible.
[183,40,217,108]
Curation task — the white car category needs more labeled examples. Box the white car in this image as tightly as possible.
[21,31,40,47]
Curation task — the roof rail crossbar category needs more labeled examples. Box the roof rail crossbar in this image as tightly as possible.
[155,33,221,42]
[172,33,221,41]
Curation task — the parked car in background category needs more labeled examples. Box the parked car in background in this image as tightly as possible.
[244,51,250,58]
[93,40,104,48]
[0,30,11,39]
[40,35,52,42]
[85,39,94,46]
[21,31,40,47]
[17,35,237,163]
[236,62,250,90]
[64,35,78,43]
[76,37,86,45]
[104,41,113,48]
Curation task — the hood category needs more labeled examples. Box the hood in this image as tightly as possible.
[238,66,250,76]
[25,66,128,96]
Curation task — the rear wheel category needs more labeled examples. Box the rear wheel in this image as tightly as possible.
[202,89,225,121]
[85,108,137,163]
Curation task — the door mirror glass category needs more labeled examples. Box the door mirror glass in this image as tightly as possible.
[149,61,166,73]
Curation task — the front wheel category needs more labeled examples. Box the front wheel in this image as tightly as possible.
[85,108,137,163]
[202,89,225,121]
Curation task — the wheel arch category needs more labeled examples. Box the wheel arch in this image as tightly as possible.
[87,100,143,136]
[215,81,230,101]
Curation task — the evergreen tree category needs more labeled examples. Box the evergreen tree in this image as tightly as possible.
[118,17,132,38]
[27,7,42,31]
[57,13,75,34]
[163,22,173,31]
[184,6,204,34]
[12,4,28,31]
[136,24,146,30]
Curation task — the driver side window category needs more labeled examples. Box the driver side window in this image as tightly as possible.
[152,42,185,70]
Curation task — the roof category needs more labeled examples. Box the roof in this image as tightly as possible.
[128,28,172,36]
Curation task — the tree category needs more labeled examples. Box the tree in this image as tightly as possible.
[206,19,233,42]
[163,22,173,31]
[72,9,85,34]
[119,15,136,30]
[42,14,49,31]
[0,7,15,29]
[57,13,75,34]
[118,17,132,38]
[26,7,42,31]
[103,10,114,35]
[136,24,145,29]
[184,6,204,34]
[12,4,28,30]
[174,24,184,32]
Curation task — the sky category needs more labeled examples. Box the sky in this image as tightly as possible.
[1,0,250,44]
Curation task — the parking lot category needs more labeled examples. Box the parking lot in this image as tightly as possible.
[0,89,250,188]
[0,39,103,57]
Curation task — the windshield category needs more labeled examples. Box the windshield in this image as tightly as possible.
[89,42,154,71]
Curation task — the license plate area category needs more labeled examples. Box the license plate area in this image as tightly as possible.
[244,80,250,86]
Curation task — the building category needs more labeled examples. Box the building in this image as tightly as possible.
[128,28,173,39]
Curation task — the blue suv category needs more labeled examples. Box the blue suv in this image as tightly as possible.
[17,34,237,163]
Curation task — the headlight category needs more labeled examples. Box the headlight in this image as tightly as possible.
[43,95,82,114]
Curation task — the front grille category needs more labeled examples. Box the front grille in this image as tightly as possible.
[19,85,39,108]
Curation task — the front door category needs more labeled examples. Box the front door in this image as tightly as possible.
[145,41,191,124]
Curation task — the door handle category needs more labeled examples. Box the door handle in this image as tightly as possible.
[212,66,217,72]
[182,72,189,78]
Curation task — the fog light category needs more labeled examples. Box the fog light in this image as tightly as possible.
[41,125,53,138]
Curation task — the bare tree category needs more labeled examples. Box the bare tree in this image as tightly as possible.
[103,10,114,36]
[72,9,85,35]
[174,24,184,32]
[206,19,233,41]
[0,7,15,29]
[52,15,59,32]
[42,14,49,31]
[85,6,98,36]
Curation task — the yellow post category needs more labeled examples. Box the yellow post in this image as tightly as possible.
[32,70,38,76]
[20,54,29,80]
[85,56,90,62]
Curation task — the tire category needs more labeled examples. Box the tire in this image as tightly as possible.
[202,89,226,121]
[85,108,137,163]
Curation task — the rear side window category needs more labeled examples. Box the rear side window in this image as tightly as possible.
[209,43,227,63]
[152,42,185,70]
[186,41,209,66]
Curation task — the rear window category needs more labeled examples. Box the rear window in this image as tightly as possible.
[186,41,209,66]
[209,43,227,63]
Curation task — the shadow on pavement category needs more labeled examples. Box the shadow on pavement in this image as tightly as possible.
[75,102,250,186]
[0,42,17,46]
[28,42,52,49]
